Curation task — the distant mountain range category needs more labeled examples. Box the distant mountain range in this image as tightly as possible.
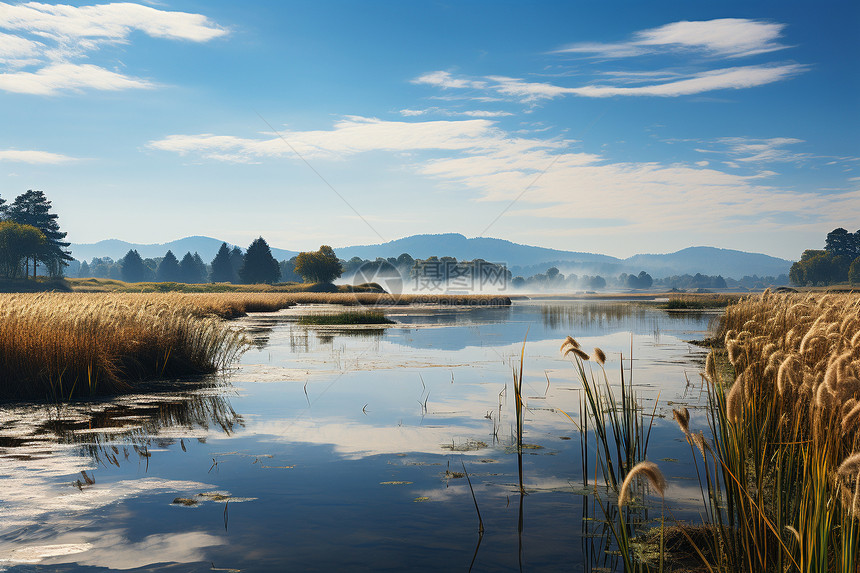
[69,233,793,279]
[70,236,298,264]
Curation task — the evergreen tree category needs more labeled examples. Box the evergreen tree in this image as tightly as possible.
[78,260,90,278]
[0,193,6,219]
[239,237,281,284]
[121,249,147,282]
[7,190,72,277]
[179,251,206,283]
[229,246,244,283]
[143,258,158,281]
[193,252,208,281]
[210,242,234,283]
[156,250,182,282]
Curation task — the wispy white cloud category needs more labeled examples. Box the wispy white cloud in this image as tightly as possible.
[0,2,225,95]
[696,137,810,165]
[0,31,41,66]
[713,137,808,163]
[416,64,806,102]
[149,116,860,235]
[0,148,79,163]
[399,107,512,118]
[0,62,153,94]
[0,2,226,43]
[148,116,564,161]
[413,19,803,105]
[411,70,486,90]
[555,19,788,59]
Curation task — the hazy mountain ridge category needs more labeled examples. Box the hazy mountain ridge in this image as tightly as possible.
[335,233,617,267]
[70,236,299,263]
[70,233,793,279]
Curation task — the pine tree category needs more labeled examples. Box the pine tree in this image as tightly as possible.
[79,260,90,278]
[229,246,244,283]
[121,249,147,283]
[179,251,206,283]
[239,237,281,284]
[7,190,72,277]
[210,242,234,283]
[193,252,208,282]
[156,250,182,282]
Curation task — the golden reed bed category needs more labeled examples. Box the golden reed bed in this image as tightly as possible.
[703,290,860,571]
[0,292,510,399]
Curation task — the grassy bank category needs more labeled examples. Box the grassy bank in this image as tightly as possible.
[0,293,251,399]
[66,277,384,293]
[0,277,73,293]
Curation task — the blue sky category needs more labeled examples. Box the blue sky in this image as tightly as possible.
[0,1,857,260]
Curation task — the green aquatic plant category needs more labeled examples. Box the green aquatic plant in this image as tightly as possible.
[297,310,395,325]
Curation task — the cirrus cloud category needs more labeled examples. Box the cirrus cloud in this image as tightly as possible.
[0,148,78,163]
[415,64,806,102]
[555,18,789,59]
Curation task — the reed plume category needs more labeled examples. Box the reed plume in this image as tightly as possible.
[617,461,666,506]
[673,407,691,442]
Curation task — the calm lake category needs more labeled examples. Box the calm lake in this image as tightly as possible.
[0,300,719,572]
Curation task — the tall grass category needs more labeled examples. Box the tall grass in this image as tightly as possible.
[689,290,860,572]
[561,336,663,571]
[0,293,253,399]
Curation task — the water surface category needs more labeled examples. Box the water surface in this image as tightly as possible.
[0,300,719,571]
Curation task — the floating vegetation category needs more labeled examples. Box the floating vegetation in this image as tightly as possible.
[298,311,395,325]
[441,440,487,452]
[661,295,738,310]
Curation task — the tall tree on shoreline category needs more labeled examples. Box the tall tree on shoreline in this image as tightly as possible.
[7,190,72,277]
[180,251,207,283]
[156,250,182,282]
[295,245,343,284]
[210,242,234,283]
[229,246,244,283]
[0,222,45,279]
[239,237,280,284]
[121,249,147,283]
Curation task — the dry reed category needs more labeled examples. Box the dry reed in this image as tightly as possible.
[617,461,666,506]
[693,291,860,571]
[0,293,256,398]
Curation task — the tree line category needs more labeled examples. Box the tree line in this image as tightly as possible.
[0,190,72,279]
[510,268,653,291]
[789,228,860,286]
[75,241,345,285]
